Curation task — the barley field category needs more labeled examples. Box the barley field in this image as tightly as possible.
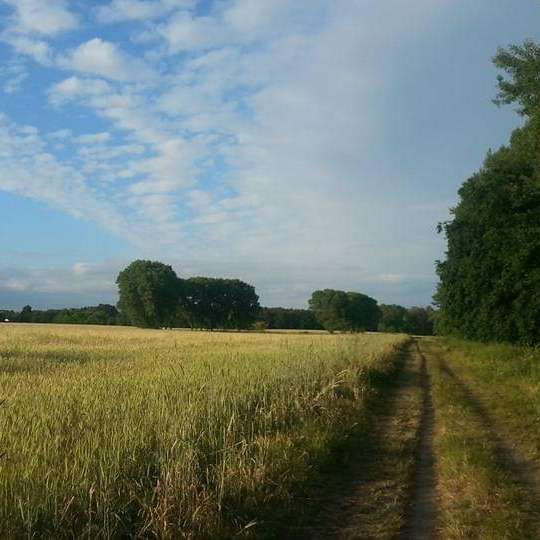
[0,324,407,538]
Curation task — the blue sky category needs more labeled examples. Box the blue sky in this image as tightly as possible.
[0,0,539,310]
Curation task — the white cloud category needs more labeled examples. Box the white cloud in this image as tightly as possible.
[157,0,326,53]
[2,0,78,36]
[2,35,53,65]
[158,12,226,52]
[97,0,194,23]
[129,139,200,194]
[60,38,154,81]
[0,62,28,93]
[0,114,134,242]
[48,76,111,105]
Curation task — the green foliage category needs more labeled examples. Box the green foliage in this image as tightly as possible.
[5,305,121,325]
[346,292,380,331]
[116,260,181,328]
[308,289,380,332]
[493,40,540,116]
[435,138,540,343]
[258,307,322,330]
[406,306,435,336]
[378,304,409,333]
[0,310,16,322]
[309,290,350,332]
[177,277,260,330]
[378,304,435,335]
[436,40,540,344]
[18,305,32,322]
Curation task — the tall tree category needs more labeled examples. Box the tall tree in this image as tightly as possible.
[308,289,379,332]
[178,277,260,330]
[378,304,409,333]
[346,292,380,331]
[18,305,32,323]
[405,307,435,336]
[308,290,350,332]
[436,41,540,343]
[493,40,540,116]
[116,260,181,328]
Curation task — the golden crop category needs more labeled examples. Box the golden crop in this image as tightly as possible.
[0,324,406,538]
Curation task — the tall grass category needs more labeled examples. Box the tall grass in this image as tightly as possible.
[0,324,406,538]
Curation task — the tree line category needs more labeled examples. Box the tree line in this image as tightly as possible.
[2,259,434,334]
[378,304,435,336]
[0,304,121,325]
[436,40,540,344]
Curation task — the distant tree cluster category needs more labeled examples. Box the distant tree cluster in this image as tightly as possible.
[436,40,540,344]
[116,260,260,330]
[308,289,380,332]
[0,304,120,325]
[257,307,322,330]
[2,261,435,336]
[177,277,260,330]
[378,305,435,335]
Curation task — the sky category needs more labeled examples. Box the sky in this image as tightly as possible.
[0,0,539,311]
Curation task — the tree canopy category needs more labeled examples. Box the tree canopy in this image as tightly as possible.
[308,289,379,332]
[378,304,434,335]
[257,307,322,330]
[177,277,260,330]
[493,40,540,116]
[116,260,181,328]
[436,41,540,344]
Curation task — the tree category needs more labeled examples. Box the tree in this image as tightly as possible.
[493,40,540,116]
[18,305,32,323]
[346,292,380,331]
[178,277,260,330]
[378,304,435,335]
[309,290,350,332]
[116,260,181,328]
[436,41,540,344]
[257,307,322,330]
[405,307,435,336]
[308,289,379,332]
[435,142,540,342]
[378,304,408,333]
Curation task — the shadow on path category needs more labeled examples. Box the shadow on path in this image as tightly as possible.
[399,341,438,540]
[435,352,540,529]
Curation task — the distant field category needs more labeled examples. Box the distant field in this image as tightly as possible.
[0,324,407,538]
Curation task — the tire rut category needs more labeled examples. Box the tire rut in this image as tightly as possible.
[435,352,540,506]
[399,340,438,540]
[301,340,440,540]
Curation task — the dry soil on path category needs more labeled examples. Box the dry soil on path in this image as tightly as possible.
[302,339,439,539]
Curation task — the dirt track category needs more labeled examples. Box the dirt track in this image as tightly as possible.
[302,339,540,539]
[399,342,437,540]
[304,339,439,539]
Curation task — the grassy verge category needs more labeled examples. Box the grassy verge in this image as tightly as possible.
[438,338,540,463]
[0,324,408,538]
[424,339,540,539]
